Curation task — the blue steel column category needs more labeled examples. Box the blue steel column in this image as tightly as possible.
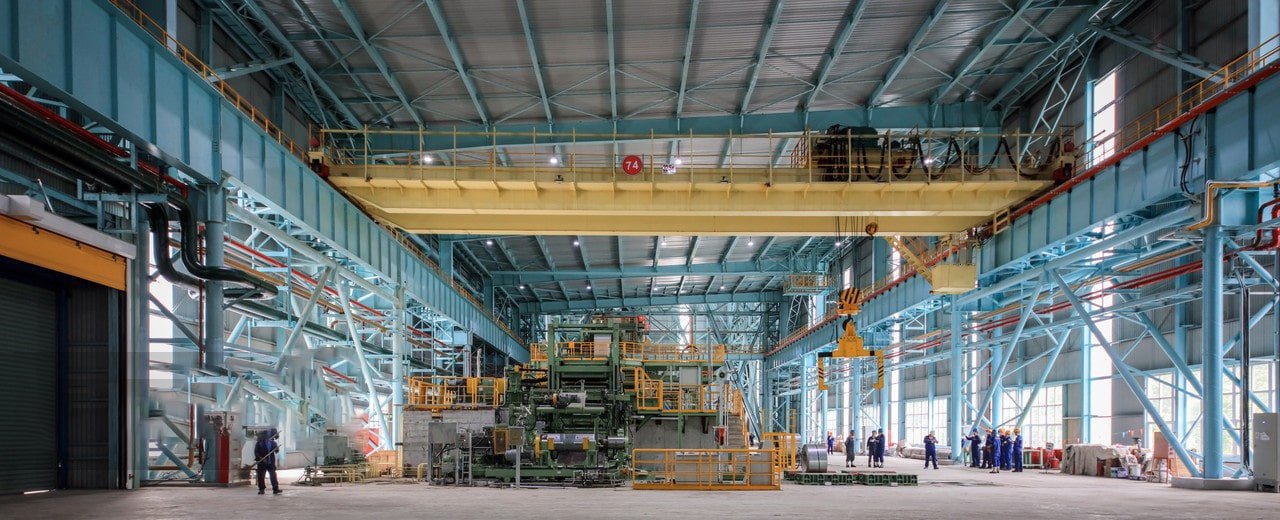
[1202,223,1225,478]
[948,298,963,460]
[990,344,1002,429]
[1079,327,1091,443]
[201,184,226,483]
[128,203,151,488]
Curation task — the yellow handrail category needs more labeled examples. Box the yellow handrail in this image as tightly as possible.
[631,448,781,490]
[108,0,307,160]
[405,376,506,410]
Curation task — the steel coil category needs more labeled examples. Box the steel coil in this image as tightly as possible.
[798,444,828,473]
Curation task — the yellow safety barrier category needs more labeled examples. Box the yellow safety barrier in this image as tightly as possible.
[621,342,726,363]
[630,369,726,414]
[405,376,506,410]
[761,432,799,470]
[631,448,781,490]
[555,341,612,361]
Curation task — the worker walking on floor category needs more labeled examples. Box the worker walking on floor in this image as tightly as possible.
[827,431,835,455]
[966,429,982,468]
[254,428,282,495]
[845,430,858,468]
[922,431,939,469]
[1012,428,1024,472]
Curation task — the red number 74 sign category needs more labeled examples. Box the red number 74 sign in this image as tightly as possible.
[622,155,643,175]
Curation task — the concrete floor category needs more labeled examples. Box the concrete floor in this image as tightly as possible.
[2,455,1277,519]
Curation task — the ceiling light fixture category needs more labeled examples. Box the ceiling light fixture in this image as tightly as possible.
[549,156,559,165]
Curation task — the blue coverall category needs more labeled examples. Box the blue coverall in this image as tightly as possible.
[923,434,938,469]
[967,431,982,467]
[874,433,886,466]
[999,433,1012,470]
[254,428,281,494]
[1012,434,1024,472]
[983,432,997,468]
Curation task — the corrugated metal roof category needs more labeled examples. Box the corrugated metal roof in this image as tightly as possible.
[246,0,1119,127]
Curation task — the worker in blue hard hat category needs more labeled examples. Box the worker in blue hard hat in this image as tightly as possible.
[923,431,939,470]
[254,428,282,495]
[966,429,982,468]
[985,428,998,473]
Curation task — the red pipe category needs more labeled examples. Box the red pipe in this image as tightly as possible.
[0,83,190,196]
[224,237,445,346]
[322,366,359,385]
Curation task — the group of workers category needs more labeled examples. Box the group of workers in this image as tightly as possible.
[820,427,1023,472]
[827,430,887,468]
[965,427,1024,473]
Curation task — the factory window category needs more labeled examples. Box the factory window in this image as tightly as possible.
[1025,385,1065,448]
[1001,388,1023,430]
[1144,372,1176,450]
[842,266,852,290]
[931,398,949,438]
[905,399,930,445]
[1091,69,1118,161]
[1086,224,1115,444]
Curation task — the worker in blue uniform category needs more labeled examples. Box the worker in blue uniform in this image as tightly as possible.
[1012,427,1024,472]
[965,428,982,468]
[827,431,835,455]
[254,428,282,495]
[874,429,887,468]
[988,428,1003,474]
[999,428,1013,471]
[844,430,858,468]
[983,428,996,469]
[922,431,939,469]
[866,432,877,467]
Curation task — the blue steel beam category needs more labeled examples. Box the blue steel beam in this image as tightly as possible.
[931,0,1036,105]
[209,56,296,82]
[237,0,363,126]
[1052,268,1202,477]
[422,0,490,124]
[675,0,701,117]
[739,0,787,114]
[339,101,998,152]
[521,291,783,313]
[515,0,553,125]
[802,0,869,111]
[331,0,425,127]
[867,0,952,106]
[986,2,1106,110]
[606,0,618,120]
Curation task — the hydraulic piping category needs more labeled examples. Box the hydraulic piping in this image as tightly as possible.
[143,200,277,300]
[1188,180,1280,231]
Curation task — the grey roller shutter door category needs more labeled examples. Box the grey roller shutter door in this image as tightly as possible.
[0,277,58,494]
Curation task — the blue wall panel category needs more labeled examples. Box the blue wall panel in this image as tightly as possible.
[154,60,184,158]
[1256,78,1280,170]
[115,33,151,141]
[19,1,67,90]
[70,3,112,112]
[187,78,214,174]
[1215,92,1250,177]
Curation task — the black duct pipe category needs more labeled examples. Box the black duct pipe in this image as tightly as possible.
[144,201,277,300]
[145,202,205,290]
